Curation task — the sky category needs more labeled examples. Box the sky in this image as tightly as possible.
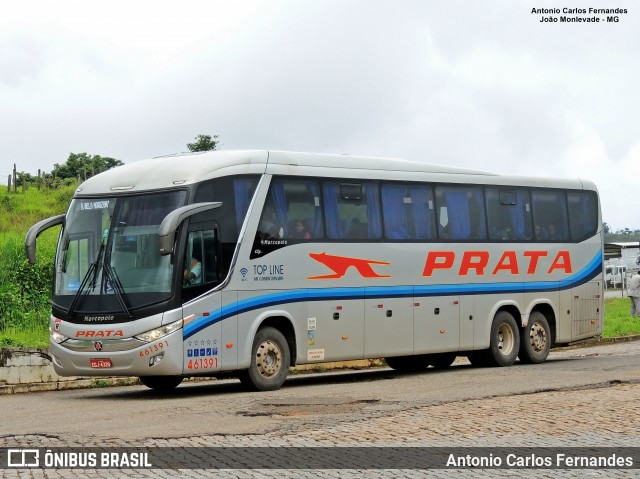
[1,0,638,231]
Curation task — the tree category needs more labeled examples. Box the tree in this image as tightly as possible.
[187,134,219,152]
[55,153,123,180]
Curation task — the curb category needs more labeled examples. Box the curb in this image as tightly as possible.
[1,337,638,395]
[0,377,140,395]
[553,334,640,350]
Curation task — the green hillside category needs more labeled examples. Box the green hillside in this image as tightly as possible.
[1,185,75,346]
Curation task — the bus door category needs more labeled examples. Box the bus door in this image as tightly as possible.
[413,289,460,354]
[181,225,224,373]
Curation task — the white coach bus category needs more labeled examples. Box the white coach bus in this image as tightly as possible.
[26,150,603,391]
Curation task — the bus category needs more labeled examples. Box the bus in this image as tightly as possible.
[26,150,603,391]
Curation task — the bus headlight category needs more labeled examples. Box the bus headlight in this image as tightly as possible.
[134,319,183,342]
[50,330,68,344]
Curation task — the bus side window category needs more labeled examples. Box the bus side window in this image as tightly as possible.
[381,183,435,240]
[258,179,324,241]
[485,188,532,241]
[568,191,598,242]
[532,190,569,241]
[183,229,219,287]
[435,185,486,241]
[323,181,382,240]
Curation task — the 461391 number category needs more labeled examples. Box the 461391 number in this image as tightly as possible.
[187,357,219,370]
[139,340,169,357]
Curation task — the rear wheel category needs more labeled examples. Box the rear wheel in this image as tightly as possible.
[472,311,520,367]
[239,327,290,391]
[385,355,430,371]
[518,311,551,364]
[139,375,183,391]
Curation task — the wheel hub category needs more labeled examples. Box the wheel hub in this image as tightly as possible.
[496,323,515,355]
[529,323,547,352]
[256,340,282,378]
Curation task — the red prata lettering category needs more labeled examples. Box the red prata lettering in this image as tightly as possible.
[422,250,572,276]
[75,330,124,338]
[422,251,455,276]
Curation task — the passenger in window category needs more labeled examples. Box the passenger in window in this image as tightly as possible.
[290,219,311,240]
[184,255,202,286]
[258,209,284,239]
[547,223,559,240]
[534,224,548,240]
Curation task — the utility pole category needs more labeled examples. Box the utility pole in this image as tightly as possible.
[13,163,17,193]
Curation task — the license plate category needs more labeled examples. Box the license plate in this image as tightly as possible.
[90,358,113,368]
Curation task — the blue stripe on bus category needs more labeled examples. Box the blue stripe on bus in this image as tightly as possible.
[183,252,603,339]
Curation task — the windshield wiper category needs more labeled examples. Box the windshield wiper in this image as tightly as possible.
[66,241,105,319]
[103,264,133,319]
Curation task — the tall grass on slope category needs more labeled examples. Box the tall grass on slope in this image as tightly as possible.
[0,185,74,233]
[0,231,59,347]
[0,185,72,346]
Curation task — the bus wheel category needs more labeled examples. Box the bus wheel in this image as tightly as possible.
[139,375,183,391]
[240,327,290,391]
[475,311,520,367]
[385,355,430,371]
[518,311,551,364]
[428,352,457,369]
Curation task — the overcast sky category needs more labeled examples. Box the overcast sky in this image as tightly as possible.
[1,0,638,230]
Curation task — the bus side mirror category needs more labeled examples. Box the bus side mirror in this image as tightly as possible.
[25,214,66,264]
[158,202,222,255]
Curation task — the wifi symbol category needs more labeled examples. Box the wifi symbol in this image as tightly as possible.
[240,267,248,278]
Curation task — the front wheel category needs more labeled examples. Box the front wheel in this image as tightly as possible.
[139,375,183,391]
[239,327,290,391]
[518,311,551,364]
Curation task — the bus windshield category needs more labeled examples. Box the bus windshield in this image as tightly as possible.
[54,190,187,316]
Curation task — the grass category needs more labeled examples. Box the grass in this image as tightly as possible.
[0,231,59,348]
[602,297,640,338]
[0,186,73,348]
[0,185,75,233]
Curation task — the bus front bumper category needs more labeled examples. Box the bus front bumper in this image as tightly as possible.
[49,328,184,377]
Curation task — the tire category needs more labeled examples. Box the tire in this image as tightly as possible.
[384,355,430,371]
[473,311,520,367]
[139,375,183,391]
[428,352,457,369]
[239,327,290,391]
[518,311,551,364]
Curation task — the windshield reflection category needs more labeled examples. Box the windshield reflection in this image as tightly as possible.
[54,191,187,315]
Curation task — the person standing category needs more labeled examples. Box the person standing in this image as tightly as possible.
[629,270,640,318]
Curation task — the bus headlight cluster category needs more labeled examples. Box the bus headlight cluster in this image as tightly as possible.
[134,319,183,342]
[50,329,68,344]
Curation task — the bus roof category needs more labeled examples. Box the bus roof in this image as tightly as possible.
[74,150,596,195]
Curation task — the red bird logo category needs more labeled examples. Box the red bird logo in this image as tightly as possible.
[307,252,391,279]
